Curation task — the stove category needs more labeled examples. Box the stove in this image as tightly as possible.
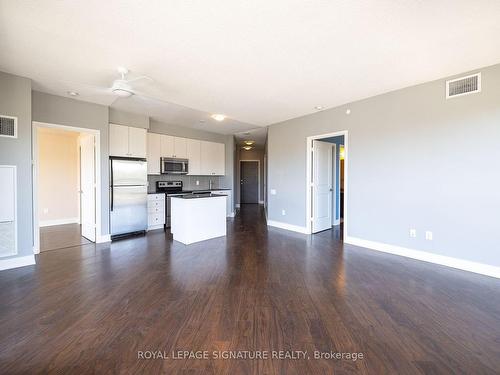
[156,181,192,227]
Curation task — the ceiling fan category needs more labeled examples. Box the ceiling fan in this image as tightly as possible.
[110,66,152,98]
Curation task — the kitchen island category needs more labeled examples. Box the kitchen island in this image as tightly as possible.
[170,194,227,244]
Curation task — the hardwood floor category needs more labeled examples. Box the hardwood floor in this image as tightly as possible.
[40,223,91,252]
[1,205,499,374]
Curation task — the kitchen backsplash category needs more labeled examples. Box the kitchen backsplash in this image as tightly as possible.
[147,174,224,192]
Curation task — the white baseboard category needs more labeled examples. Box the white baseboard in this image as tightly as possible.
[267,220,309,234]
[344,236,500,279]
[96,234,111,243]
[147,224,164,231]
[39,217,79,227]
[236,204,240,208]
[259,200,264,204]
[0,255,36,271]
[227,212,236,218]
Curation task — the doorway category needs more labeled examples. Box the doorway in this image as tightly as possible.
[33,122,101,253]
[240,160,260,204]
[306,131,348,236]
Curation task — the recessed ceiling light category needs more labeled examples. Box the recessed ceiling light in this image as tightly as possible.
[211,114,226,122]
[67,91,79,96]
[244,140,255,145]
[314,106,323,110]
[346,109,351,115]
[242,146,252,151]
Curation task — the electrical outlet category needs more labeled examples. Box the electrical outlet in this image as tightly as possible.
[282,209,286,216]
[196,180,199,186]
[271,189,277,195]
[43,208,49,214]
[425,231,433,241]
[409,229,417,238]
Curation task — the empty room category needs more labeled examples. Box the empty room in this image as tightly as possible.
[0,1,499,374]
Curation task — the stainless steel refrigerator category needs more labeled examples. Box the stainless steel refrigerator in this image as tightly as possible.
[110,157,148,239]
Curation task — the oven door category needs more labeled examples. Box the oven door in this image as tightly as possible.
[161,158,188,174]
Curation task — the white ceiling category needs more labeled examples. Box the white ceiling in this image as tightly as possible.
[1,0,500,132]
[234,127,268,148]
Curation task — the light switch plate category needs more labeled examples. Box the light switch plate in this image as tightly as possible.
[409,229,417,238]
[425,231,433,240]
[271,189,277,195]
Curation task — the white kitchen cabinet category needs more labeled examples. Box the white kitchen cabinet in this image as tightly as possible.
[212,190,233,216]
[128,127,147,158]
[147,133,161,174]
[109,123,147,158]
[173,137,187,158]
[147,194,165,230]
[186,139,201,175]
[160,135,187,158]
[200,141,225,175]
[109,124,129,157]
[160,135,174,157]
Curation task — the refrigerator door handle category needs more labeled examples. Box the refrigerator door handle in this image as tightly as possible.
[110,160,114,211]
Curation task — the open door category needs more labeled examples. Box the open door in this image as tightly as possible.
[80,134,96,242]
[312,140,333,233]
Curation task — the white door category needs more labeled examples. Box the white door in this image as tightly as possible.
[312,140,332,233]
[128,127,147,158]
[80,134,96,242]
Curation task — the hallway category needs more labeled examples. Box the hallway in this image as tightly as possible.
[0,205,499,374]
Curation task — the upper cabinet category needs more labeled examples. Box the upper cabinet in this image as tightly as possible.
[200,141,225,175]
[146,132,225,176]
[160,135,188,159]
[186,139,201,175]
[147,133,161,175]
[109,123,147,158]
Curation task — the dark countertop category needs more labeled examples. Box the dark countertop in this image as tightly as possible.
[171,194,227,200]
[148,188,231,195]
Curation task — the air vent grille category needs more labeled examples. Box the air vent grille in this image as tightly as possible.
[446,73,481,99]
[0,116,17,138]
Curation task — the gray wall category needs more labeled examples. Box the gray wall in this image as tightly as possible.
[32,91,110,234]
[268,63,500,267]
[0,72,32,259]
[109,108,149,129]
[149,119,235,212]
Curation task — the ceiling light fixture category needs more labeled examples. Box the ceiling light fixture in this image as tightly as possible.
[242,146,252,151]
[211,114,226,122]
[244,140,255,145]
[314,106,324,111]
[346,109,351,115]
[67,91,79,96]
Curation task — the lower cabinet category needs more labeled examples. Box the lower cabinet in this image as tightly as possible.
[211,190,233,217]
[147,194,165,230]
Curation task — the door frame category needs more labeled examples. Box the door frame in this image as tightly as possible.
[239,160,260,204]
[306,130,348,235]
[32,121,102,254]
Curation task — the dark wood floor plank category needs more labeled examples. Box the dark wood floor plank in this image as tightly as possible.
[1,205,499,374]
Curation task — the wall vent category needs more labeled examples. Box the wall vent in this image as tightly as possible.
[446,73,481,99]
[0,115,18,138]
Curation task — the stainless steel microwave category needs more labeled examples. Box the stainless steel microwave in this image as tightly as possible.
[160,157,189,174]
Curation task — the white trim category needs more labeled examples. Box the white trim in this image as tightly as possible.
[0,165,18,258]
[39,217,80,227]
[306,130,348,236]
[227,211,235,218]
[236,204,240,208]
[0,255,36,271]
[267,220,309,234]
[239,159,261,204]
[259,200,264,204]
[32,122,103,253]
[446,72,481,99]
[345,236,500,279]
[96,234,111,243]
[147,224,164,231]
